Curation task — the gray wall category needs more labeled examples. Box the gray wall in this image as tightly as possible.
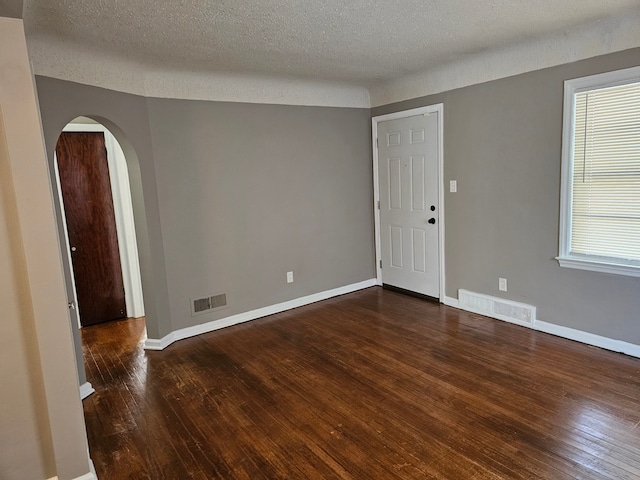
[38,46,640,352]
[373,48,640,344]
[146,99,374,330]
[35,78,375,340]
[36,77,173,340]
[0,0,23,18]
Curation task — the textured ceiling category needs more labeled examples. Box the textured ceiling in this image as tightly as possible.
[23,0,640,85]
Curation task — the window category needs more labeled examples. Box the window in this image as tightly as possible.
[558,66,640,277]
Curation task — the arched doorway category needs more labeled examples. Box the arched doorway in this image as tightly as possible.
[52,116,146,398]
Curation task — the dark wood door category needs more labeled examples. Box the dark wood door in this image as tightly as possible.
[56,132,126,326]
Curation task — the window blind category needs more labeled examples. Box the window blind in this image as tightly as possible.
[570,81,640,262]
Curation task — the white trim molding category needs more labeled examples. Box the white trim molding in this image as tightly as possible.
[145,279,377,350]
[48,457,97,480]
[79,382,95,400]
[371,104,445,302]
[535,320,640,359]
[70,472,97,480]
[448,290,640,359]
[557,65,640,278]
[443,296,459,308]
[556,255,640,278]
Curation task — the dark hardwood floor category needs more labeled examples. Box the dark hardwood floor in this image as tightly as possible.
[81,287,640,479]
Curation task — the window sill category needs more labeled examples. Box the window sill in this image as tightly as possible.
[556,255,640,278]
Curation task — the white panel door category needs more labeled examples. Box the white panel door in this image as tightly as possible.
[378,112,440,297]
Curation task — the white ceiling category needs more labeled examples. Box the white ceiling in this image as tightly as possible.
[22,0,640,107]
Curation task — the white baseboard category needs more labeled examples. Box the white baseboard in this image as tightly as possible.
[47,452,97,480]
[443,295,459,307]
[448,291,640,359]
[79,382,95,400]
[88,456,97,480]
[70,472,96,480]
[534,320,640,358]
[72,472,97,480]
[145,279,377,351]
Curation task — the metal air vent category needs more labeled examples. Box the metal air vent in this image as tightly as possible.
[191,293,228,316]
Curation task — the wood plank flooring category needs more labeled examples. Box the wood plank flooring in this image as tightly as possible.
[81,287,640,479]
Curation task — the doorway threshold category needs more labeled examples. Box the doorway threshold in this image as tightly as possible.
[382,284,440,304]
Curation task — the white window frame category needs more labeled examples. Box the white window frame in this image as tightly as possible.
[557,65,640,277]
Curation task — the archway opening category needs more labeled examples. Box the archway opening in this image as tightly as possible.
[51,115,151,398]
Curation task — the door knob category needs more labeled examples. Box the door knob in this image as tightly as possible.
[428,218,436,224]
[71,246,77,252]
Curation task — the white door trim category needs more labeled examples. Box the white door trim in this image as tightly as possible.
[60,123,145,322]
[372,105,445,301]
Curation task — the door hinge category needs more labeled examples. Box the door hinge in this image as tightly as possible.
[379,260,382,269]
[377,200,380,210]
[376,137,378,148]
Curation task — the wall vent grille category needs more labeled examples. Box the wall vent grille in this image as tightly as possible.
[191,293,228,317]
[211,293,227,309]
[193,297,211,314]
[458,289,535,326]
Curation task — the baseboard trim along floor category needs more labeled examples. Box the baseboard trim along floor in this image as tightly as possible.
[147,283,640,358]
[445,289,640,359]
[145,279,377,350]
[79,382,95,400]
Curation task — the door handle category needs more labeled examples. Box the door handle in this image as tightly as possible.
[71,246,77,252]
[428,218,436,224]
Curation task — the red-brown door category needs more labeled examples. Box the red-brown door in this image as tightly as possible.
[56,132,126,326]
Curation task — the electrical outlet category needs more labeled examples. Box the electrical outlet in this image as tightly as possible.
[450,180,457,193]
[287,271,294,283]
[499,277,507,292]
